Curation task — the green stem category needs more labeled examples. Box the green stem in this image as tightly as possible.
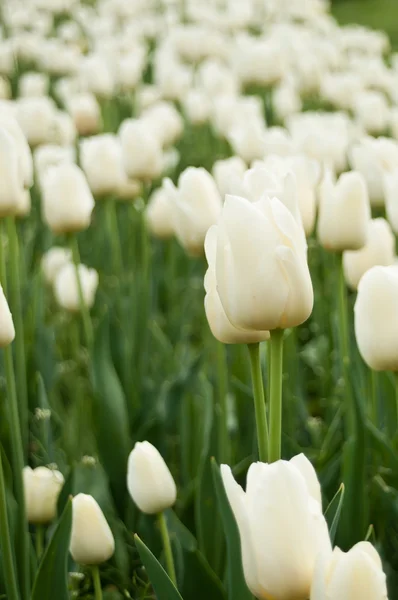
[158,511,177,586]
[216,342,229,464]
[369,369,377,425]
[35,524,44,561]
[268,329,284,463]
[395,372,398,432]
[6,216,28,456]
[247,343,269,462]
[91,565,103,600]
[105,198,123,274]
[69,235,93,348]
[0,451,20,600]
[337,254,354,431]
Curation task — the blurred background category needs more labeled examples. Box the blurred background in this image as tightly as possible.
[332,0,398,50]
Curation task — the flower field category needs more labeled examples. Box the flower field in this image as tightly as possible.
[0,0,398,599]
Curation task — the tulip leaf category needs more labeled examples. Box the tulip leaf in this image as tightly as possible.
[325,483,345,545]
[31,498,72,600]
[211,459,253,600]
[91,313,130,516]
[134,534,184,600]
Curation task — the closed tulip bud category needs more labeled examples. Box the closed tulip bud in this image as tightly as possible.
[67,94,102,137]
[222,455,331,600]
[228,120,267,164]
[343,218,395,290]
[41,164,95,234]
[212,156,247,199]
[183,90,211,126]
[214,194,313,331]
[127,441,177,514]
[16,97,56,147]
[79,55,114,99]
[15,189,31,217]
[273,83,302,121]
[145,186,175,239]
[51,111,77,147]
[54,263,99,312]
[0,115,33,188]
[141,102,184,148]
[0,285,15,347]
[205,226,269,344]
[80,134,125,197]
[317,170,370,251]
[355,265,398,371]
[18,72,49,98]
[354,91,389,136]
[119,119,164,181]
[168,167,222,255]
[41,247,72,285]
[0,128,26,217]
[70,494,115,565]
[311,542,388,600]
[23,466,64,524]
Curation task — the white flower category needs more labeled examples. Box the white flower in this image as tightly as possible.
[23,466,64,524]
[70,494,115,565]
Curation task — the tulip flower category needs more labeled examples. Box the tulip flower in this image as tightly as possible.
[212,156,247,199]
[66,93,102,137]
[343,218,395,290]
[311,542,388,600]
[119,119,164,181]
[0,114,33,188]
[16,97,56,147]
[355,265,398,371]
[23,466,64,524]
[167,167,222,255]
[41,247,72,285]
[0,285,15,347]
[317,170,370,251]
[0,128,26,217]
[54,263,99,313]
[41,163,95,234]
[141,101,184,147]
[221,455,331,600]
[354,90,389,135]
[145,186,175,239]
[80,134,125,197]
[18,72,49,98]
[70,494,115,565]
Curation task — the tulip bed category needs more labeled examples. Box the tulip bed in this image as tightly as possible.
[1,1,398,600]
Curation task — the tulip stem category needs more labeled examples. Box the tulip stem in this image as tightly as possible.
[268,329,284,463]
[69,235,94,348]
[158,511,177,586]
[395,372,398,432]
[216,341,229,464]
[105,198,123,274]
[0,451,20,600]
[91,565,103,600]
[6,216,28,457]
[247,343,269,462]
[337,254,354,430]
[35,525,44,561]
[369,369,377,425]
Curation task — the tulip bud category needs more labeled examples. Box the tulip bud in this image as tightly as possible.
[183,90,211,126]
[0,114,33,188]
[167,167,223,255]
[145,186,175,239]
[317,170,370,251]
[0,128,26,217]
[127,441,177,514]
[67,93,102,137]
[205,226,270,344]
[355,265,398,371]
[311,542,387,600]
[23,466,64,524]
[54,263,99,312]
[228,120,267,164]
[18,72,49,98]
[70,494,115,565]
[222,455,331,600]
[80,134,125,198]
[343,218,395,290]
[0,285,15,347]
[214,194,313,331]
[212,156,246,199]
[16,97,56,147]
[354,91,389,136]
[79,54,114,99]
[41,247,72,285]
[41,164,95,234]
[119,119,164,181]
[141,102,184,148]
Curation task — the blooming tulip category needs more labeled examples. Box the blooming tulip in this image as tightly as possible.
[119,119,163,181]
[168,167,222,255]
[41,247,72,285]
[127,441,176,514]
[23,466,64,524]
[343,218,395,290]
[80,134,125,197]
[70,494,115,565]
[0,285,15,347]
[311,542,388,600]
[214,194,313,331]
[221,455,331,600]
[41,164,95,234]
[317,170,370,251]
[355,265,398,370]
[54,263,99,312]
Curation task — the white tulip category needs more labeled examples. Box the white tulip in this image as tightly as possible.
[273,83,302,121]
[0,128,26,217]
[229,120,267,164]
[183,90,211,126]
[80,134,125,197]
[354,91,389,136]
[145,186,175,239]
[70,494,115,565]
[383,171,398,234]
[355,265,398,371]
[79,54,114,99]
[18,72,49,98]
[23,466,64,524]
[212,156,247,199]
[317,170,370,251]
[54,263,99,313]
[41,247,72,285]
[16,97,56,147]
[41,164,94,234]
[204,226,269,344]
[67,94,102,137]
[127,442,176,514]
[119,119,164,181]
[141,102,183,148]
[343,218,395,290]
[167,167,222,255]
[51,111,77,147]
[311,542,388,600]
[0,285,15,347]
[214,193,313,331]
[0,114,33,188]
[34,144,75,192]
[221,455,331,600]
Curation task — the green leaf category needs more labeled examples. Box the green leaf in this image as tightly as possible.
[211,459,252,600]
[91,314,130,516]
[31,498,72,600]
[325,483,345,545]
[134,535,183,600]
